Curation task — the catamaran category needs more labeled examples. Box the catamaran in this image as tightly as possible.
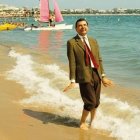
[24,0,73,31]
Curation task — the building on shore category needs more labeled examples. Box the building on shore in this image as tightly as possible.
[0,4,140,18]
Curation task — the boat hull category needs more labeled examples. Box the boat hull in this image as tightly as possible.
[24,24,73,31]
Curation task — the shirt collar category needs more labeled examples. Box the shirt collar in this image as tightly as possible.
[78,34,88,40]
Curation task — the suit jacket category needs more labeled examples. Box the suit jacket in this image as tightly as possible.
[67,35,105,83]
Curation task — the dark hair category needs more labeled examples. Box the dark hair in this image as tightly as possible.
[75,18,88,28]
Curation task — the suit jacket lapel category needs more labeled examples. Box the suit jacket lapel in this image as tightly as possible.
[88,37,96,56]
[74,35,96,56]
[75,35,85,51]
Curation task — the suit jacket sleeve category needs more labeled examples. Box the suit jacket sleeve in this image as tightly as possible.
[67,40,76,81]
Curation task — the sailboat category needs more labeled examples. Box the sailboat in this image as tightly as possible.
[24,0,73,31]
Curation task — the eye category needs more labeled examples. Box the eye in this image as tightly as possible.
[84,24,87,27]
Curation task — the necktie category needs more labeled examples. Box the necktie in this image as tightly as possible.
[83,37,99,69]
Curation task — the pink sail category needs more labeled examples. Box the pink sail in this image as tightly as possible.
[53,0,63,22]
[40,0,50,22]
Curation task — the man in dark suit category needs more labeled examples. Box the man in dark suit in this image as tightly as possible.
[64,18,113,130]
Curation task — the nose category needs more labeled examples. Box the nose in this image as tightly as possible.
[81,25,85,29]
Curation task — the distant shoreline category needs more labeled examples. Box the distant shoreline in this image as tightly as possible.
[0,13,140,18]
[62,13,140,16]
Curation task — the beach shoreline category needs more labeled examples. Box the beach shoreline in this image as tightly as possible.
[0,75,116,140]
[0,44,117,140]
[1,13,140,139]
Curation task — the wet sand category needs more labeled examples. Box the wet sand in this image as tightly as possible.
[0,76,116,140]
[0,45,116,140]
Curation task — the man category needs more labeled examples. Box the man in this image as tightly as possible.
[49,14,55,27]
[64,18,113,130]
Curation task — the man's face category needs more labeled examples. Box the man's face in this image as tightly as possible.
[75,21,88,36]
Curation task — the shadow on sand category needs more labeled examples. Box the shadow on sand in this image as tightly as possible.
[23,109,79,128]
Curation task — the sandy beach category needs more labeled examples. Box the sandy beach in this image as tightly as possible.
[0,45,117,140]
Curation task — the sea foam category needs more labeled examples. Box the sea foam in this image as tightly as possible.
[6,49,140,140]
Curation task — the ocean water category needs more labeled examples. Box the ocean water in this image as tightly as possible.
[1,15,140,140]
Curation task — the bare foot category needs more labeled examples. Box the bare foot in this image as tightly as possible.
[89,123,93,129]
[88,121,96,129]
[80,123,89,130]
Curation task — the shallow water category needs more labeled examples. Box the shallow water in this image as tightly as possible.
[0,15,140,140]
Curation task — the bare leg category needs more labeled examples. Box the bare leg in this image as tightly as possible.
[89,108,96,127]
[80,109,89,130]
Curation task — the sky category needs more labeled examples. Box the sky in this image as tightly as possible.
[0,0,140,10]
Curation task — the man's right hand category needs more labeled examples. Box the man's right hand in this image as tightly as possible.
[102,77,114,87]
[63,82,76,92]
